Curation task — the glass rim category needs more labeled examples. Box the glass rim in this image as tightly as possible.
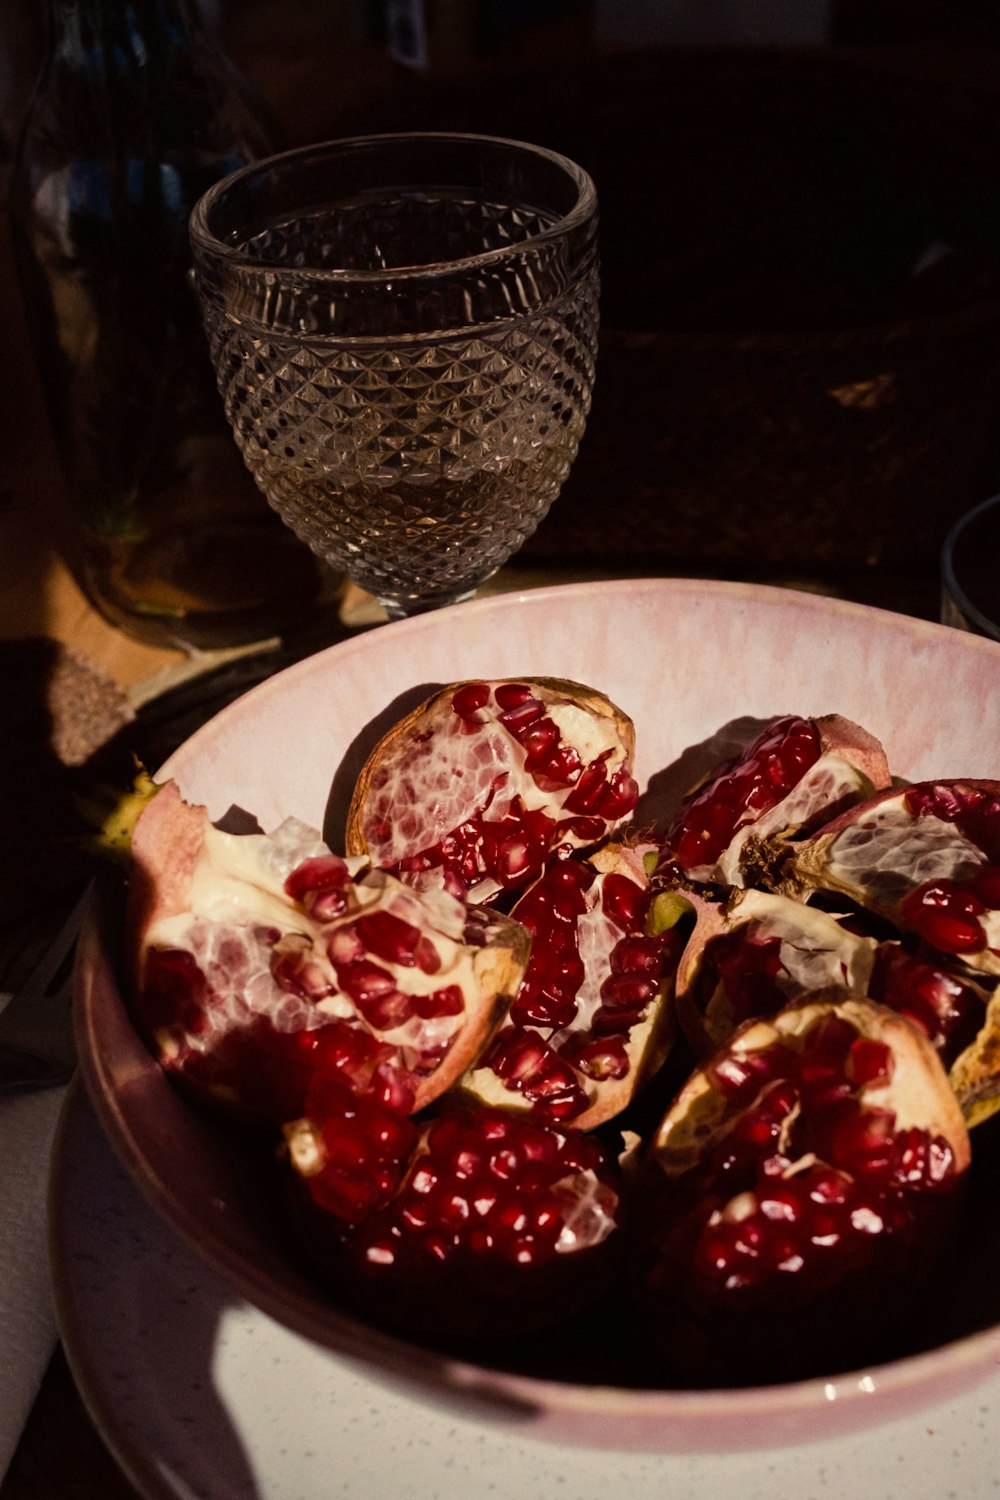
[189,130,598,287]
[941,492,1000,640]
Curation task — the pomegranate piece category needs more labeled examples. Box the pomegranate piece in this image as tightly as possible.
[783,780,1000,976]
[292,1104,624,1338]
[659,714,890,887]
[345,678,638,902]
[674,889,879,1058]
[462,843,688,1129]
[632,996,971,1382]
[127,781,530,1122]
[674,887,1000,1127]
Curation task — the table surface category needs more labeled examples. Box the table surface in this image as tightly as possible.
[1,26,984,1496]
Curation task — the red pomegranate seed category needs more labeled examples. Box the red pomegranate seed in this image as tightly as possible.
[353,987,416,1032]
[599,974,657,1011]
[499,698,546,735]
[900,880,987,954]
[413,984,464,1019]
[667,716,821,870]
[354,910,425,967]
[869,943,986,1059]
[493,682,533,711]
[904,782,1000,862]
[451,682,491,720]
[601,872,647,930]
[598,769,640,820]
[846,1037,894,1086]
[334,958,397,1003]
[610,935,665,976]
[519,717,560,763]
[285,854,351,900]
[534,744,584,790]
[564,761,611,815]
[563,1034,630,1080]
[272,944,335,1000]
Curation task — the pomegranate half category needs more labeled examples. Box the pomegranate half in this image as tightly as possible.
[631,995,971,1383]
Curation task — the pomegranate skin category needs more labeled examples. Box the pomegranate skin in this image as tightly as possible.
[345,677,638,902]
[126,781,530,1124]
[631,996,971,1384]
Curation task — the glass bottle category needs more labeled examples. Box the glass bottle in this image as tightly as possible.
[9,0,323,652]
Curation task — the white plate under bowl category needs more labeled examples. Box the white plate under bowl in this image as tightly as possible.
[71,578,1000,1454]
[50,1083,1000,1500]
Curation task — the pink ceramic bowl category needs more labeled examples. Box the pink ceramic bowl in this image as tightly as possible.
[73,578,1000,1453]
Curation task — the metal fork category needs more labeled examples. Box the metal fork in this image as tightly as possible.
[0,888,88,1097]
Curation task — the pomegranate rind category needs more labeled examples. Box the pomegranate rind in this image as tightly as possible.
[126,780,530,1121]
[460,842,681,1131]
[674,888,879,1059]
[345,677,637,899]
[946,983,1000,1128]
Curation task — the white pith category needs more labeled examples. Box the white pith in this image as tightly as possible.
[147,818,479,1060]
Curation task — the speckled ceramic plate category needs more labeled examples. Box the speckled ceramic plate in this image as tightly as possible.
[51,1084,1000,1500]
[71,578,1000,1453]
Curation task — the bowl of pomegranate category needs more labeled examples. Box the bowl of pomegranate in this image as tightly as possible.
[72,576,1000,1454]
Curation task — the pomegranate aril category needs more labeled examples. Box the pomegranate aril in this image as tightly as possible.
[600,974,657,1011]
[601,872,647,931]
[847,1037,894,1086]
[272,944,334,1000]
[353,910,425,967]
[534,744,584,790]
[413,984,464,1020]
[565,1034,631,1080]
[357,988,417,1032]
[610,935,664,976]
[598,769,640,820]
[564,762,611,815]
[451,681,491,720]
[667,716,821,869]
[492,682,533,711]
[900,880,987,954]
[519,717,561,763]
[285,854,351,905]
[334,958,397,1004]
[499,698,546,735]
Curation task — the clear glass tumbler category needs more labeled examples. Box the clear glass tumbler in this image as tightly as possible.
[189,132,599,619]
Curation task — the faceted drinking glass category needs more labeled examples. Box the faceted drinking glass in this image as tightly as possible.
[189,132,599,619]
